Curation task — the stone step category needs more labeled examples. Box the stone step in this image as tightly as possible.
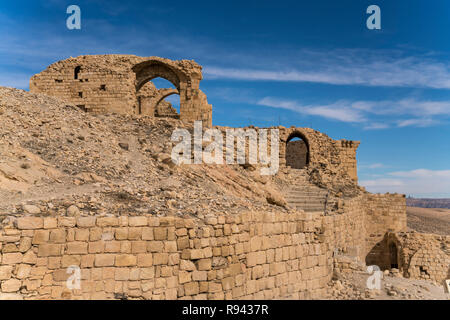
[286,201,326,206]
[288,200,325,206]
[286,202,326,206]
[292,207,326,212]
[288,186,327,192]
[285,195,327,200]
[282,178,328,212]
[285,190,327,195]
[294,206,325,212]
[284,193,327,199]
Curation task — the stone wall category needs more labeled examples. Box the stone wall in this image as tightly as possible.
[0,193,411,300]
[364,193,408,268]
[30,61,135,114]
[285,140,307,169]
[336,140,360,183]
[323,196,367,262]
[216,125,361,189]
[0,211,331,300]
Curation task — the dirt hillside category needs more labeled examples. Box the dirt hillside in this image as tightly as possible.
[0,86,290,222]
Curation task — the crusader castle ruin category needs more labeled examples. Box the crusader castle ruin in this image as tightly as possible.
[0,55,447,299]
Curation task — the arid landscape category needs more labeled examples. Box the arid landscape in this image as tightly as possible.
[406,206,450,236]
[407,198,450,209]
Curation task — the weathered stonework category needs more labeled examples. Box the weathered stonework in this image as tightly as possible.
[369,232,450,284]
[286,140,307,169]
[0,212,332,300]
[0,191,414,300]
[30,55,212,127]
[136,82,179,117]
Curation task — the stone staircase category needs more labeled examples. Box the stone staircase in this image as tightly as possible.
[283,169,328,213]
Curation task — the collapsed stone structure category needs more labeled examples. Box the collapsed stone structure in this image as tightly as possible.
[30,55,213,127]
[0,56,447,300]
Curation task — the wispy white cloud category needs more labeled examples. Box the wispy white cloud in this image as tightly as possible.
[204,49,450,89]
[359,163,385,170]
[396,118,439,128]
[255,96,450,128]
[363,122,390,130]
[360,169,450,197]
[257,97,366,123]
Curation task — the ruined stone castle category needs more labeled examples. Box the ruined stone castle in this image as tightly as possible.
[0,55,446,300]
[30,55,213,127]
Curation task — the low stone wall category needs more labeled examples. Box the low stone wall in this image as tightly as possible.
[0,211,331,300]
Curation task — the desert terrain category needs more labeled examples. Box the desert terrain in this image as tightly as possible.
[406,206,450,236]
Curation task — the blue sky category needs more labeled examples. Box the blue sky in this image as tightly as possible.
[1,0,450,197]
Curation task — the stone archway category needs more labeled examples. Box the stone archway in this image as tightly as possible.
[132,59,212,127]
[133,60,187,120]
[133,60,183,92]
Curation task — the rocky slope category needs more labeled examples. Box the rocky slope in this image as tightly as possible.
[0,86,291,223]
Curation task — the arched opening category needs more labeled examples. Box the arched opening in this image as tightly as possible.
[285,132,309,169]
[133,61,184,117]
[74,66,81,80]
[154,90,180,117]
[133,60,182,92]
[389,242,398,269]
[136,77,180,117]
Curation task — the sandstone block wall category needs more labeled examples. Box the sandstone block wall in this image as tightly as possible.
[30,64,135,114]
[217,125,361,185]
[364,193,407,267]
[0,211,331,300]
[336,140,360,182]
[323,196,367,262]
[285,140,308,169]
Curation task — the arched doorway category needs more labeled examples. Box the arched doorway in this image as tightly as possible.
[133,60,183,117]
[285,132,309,169]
